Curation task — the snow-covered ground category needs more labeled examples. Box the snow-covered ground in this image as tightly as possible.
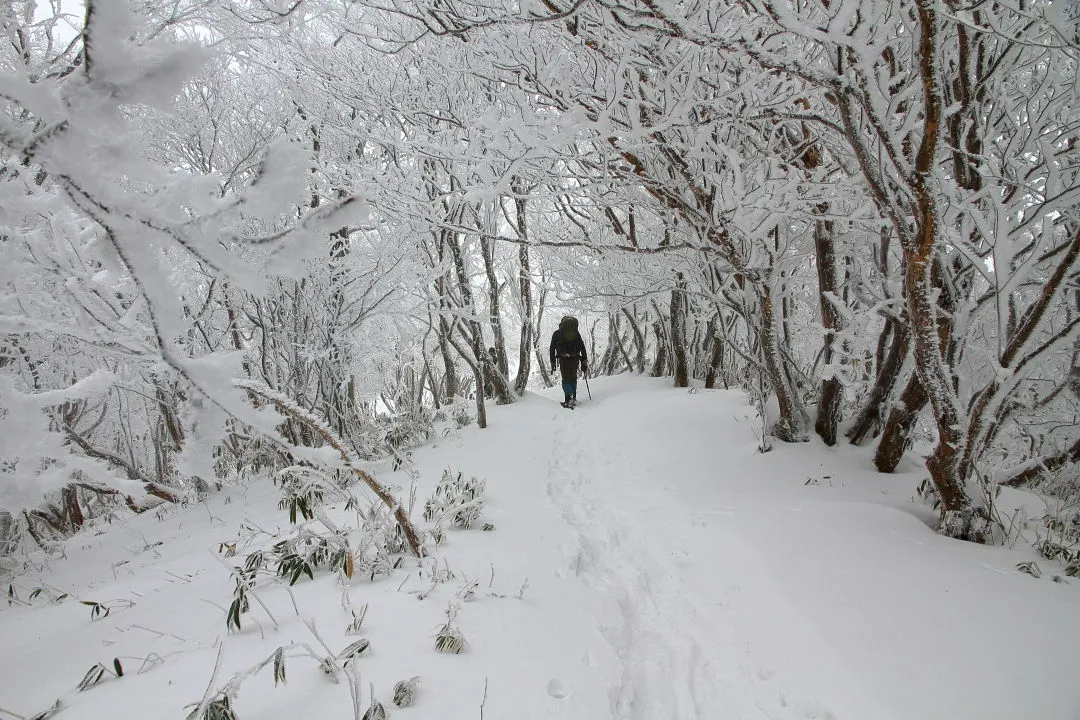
[2,377,1078,720]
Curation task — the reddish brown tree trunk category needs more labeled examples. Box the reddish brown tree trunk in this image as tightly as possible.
[873,369,930,472]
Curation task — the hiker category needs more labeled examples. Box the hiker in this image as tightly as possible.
[550,316,587,408]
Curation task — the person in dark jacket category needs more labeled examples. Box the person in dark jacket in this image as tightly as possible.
[550,316,587,408]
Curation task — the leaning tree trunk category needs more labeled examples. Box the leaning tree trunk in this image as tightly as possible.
[436,312,459,401]
[756,279,807,443]
[622,306,647,373]
[847,316,910,445]
[873,368,929,472]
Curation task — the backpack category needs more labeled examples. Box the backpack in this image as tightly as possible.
[556,316,581,356]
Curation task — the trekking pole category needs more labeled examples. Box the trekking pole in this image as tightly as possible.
[584,373,592,400]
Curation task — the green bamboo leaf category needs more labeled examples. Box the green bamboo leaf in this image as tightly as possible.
[273,648,286,686]
[76,663,107,691]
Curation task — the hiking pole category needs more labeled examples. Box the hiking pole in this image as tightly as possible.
[583,373,592,400]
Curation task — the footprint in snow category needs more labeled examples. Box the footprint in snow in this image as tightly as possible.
[546,678,569,699]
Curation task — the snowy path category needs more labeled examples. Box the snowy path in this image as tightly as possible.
[532,379,1080,720]
[542,393,855,720]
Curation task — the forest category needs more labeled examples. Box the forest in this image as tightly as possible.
[2,0,1079,559]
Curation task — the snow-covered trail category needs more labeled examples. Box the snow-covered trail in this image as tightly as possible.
[542,388,864,720]
[533,377,1080,720]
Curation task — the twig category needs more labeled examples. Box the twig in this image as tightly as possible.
[0,704,27,720]
[274,580,302,617]
[348,665,363,720]
[164,570,195,583]
[193,644,225,719]
[303,619,343,683]
[128,624,187,642]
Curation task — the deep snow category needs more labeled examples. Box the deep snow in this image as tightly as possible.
[2,377,1078,720]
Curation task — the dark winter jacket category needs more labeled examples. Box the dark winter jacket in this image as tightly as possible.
[550,329,587,372]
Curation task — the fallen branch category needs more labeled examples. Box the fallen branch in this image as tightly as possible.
[235,381,423,557]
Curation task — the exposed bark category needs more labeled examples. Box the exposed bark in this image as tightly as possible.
[60,484,84,532]
[649,303,668,377]
[670,273,690,388]
[757,281,807,442]
[812,213,842,446]
[847,317,909,445]
[512,187,534,394]
[899,0,974,531]
[873,369,930,472]
[622,307,647,372]
[480,231,511,396]
[533,281,554,387]
[437,312,459,401]
[22,510,49,549]
[704,313,729,390]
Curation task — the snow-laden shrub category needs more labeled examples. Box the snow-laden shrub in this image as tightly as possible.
[423,470,486,530]
[434,602,467,654]
[393,676,421,707]
[1031,467,1080,576]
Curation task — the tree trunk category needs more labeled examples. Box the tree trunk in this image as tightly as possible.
[480,231,511,396]
[670,273,690,388]
[533,281,554,387]
[812,213,843,446]
[649,315,668,377]
[847,317,910,445]
[907,251,971,523]
[622,307,647,372]
[908,0,977,536]
[873,369,929,472]
[757,281,807,442]
[437,311,459,401]
[446,227,513,410]
[704,316,724,389]
[512,189,534,394]
[61,485,84,532]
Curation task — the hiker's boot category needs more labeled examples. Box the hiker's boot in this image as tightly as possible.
[561,394,571,408]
